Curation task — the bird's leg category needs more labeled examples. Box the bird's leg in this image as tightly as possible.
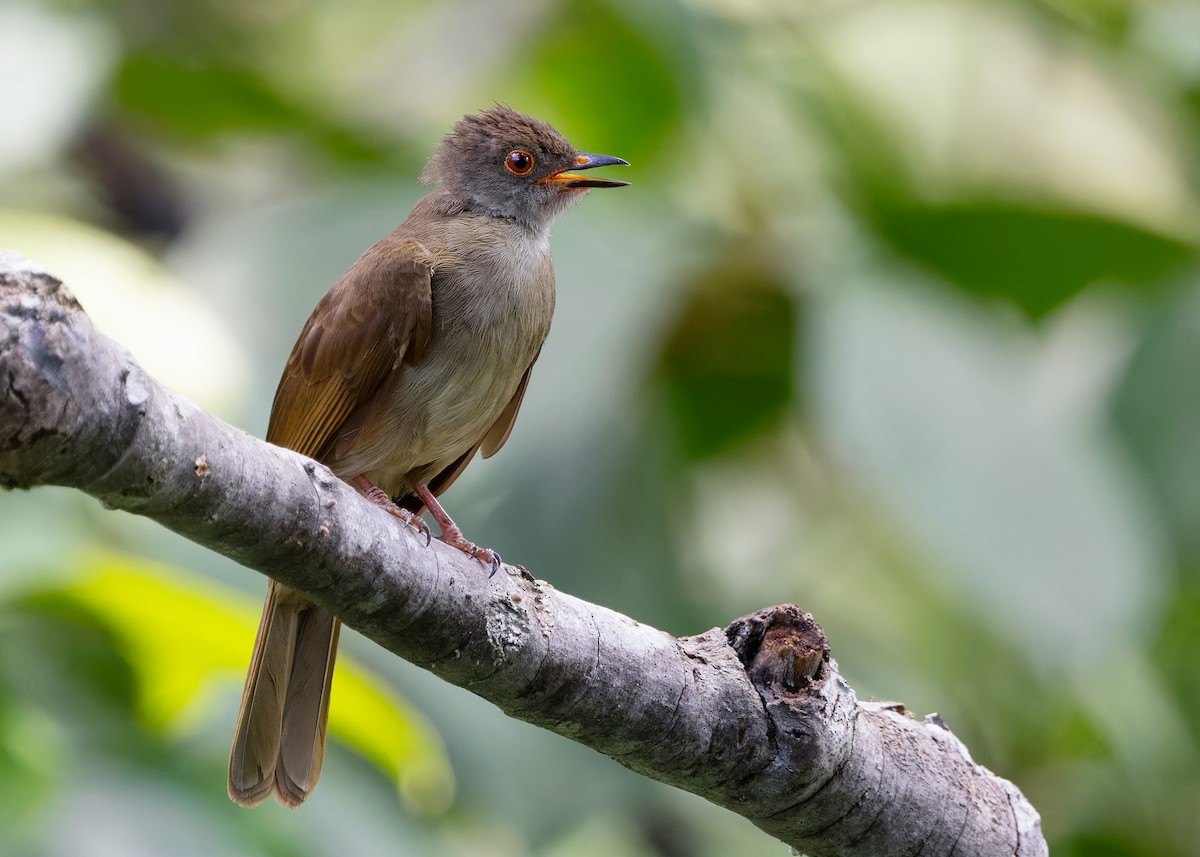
[414,484,501,576]
[352,475,431,545]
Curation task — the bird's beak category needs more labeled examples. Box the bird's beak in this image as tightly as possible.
[540,153,630,189]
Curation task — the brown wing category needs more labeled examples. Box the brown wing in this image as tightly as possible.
[267,239,433,459]
[480,352,538,459]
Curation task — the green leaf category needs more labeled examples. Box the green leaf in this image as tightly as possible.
[112,51,393,163]
[866,199,1194,317]
[652,255,796,459]
[45,551,454,813]
[114,52,302,136]
[803,66,1196,317]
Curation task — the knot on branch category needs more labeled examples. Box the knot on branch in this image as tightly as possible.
[726,604,829,694]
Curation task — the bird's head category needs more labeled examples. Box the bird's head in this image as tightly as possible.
[421,105,629,230]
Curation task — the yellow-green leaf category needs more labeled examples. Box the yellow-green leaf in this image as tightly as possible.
[53,550,454,814]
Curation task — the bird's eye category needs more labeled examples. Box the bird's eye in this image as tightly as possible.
[505,150,535,176]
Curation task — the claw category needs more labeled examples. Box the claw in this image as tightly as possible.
[470,545,502,577]
[436,529,500,575]
[354,475,431,544]
[412,482,502,575]
[387,505,430,542]
[408,515,432,545]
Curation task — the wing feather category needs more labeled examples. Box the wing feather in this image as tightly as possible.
[480,356,537,459]
[267,240,433,459]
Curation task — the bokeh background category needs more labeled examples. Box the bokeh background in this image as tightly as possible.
[2,0,1199,854]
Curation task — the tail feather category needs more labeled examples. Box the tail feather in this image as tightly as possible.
[229,580,340,808]
[275,608,340,807]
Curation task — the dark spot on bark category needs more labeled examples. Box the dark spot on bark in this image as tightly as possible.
[725,604,830,695]
[6,372,28,409]
[26,326,65,388]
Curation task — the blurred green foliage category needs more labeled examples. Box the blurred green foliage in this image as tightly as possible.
[654,255,796,457]
[871,200,1192,315]
[2,0,1200,854]
[113,51,396,163]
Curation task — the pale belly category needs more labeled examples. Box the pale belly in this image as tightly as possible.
[330,257,554,496]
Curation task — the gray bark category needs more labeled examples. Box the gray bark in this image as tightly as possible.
[0,251,1046,856]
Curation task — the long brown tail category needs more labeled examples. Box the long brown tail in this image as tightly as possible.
[228,580,341,808]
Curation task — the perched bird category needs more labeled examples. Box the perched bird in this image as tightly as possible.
[228,106,628,808]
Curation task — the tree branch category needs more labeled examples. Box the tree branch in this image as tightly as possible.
[0,251,1046,856]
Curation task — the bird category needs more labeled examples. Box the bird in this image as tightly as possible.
[227,106,629,808]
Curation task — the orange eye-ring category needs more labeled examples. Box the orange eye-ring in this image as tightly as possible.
[505,150,535,176]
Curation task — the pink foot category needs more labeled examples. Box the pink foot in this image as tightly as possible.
[414,484,502,576]
[352,475,431,544]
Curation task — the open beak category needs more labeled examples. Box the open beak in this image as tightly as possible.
[540,153,630,189]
